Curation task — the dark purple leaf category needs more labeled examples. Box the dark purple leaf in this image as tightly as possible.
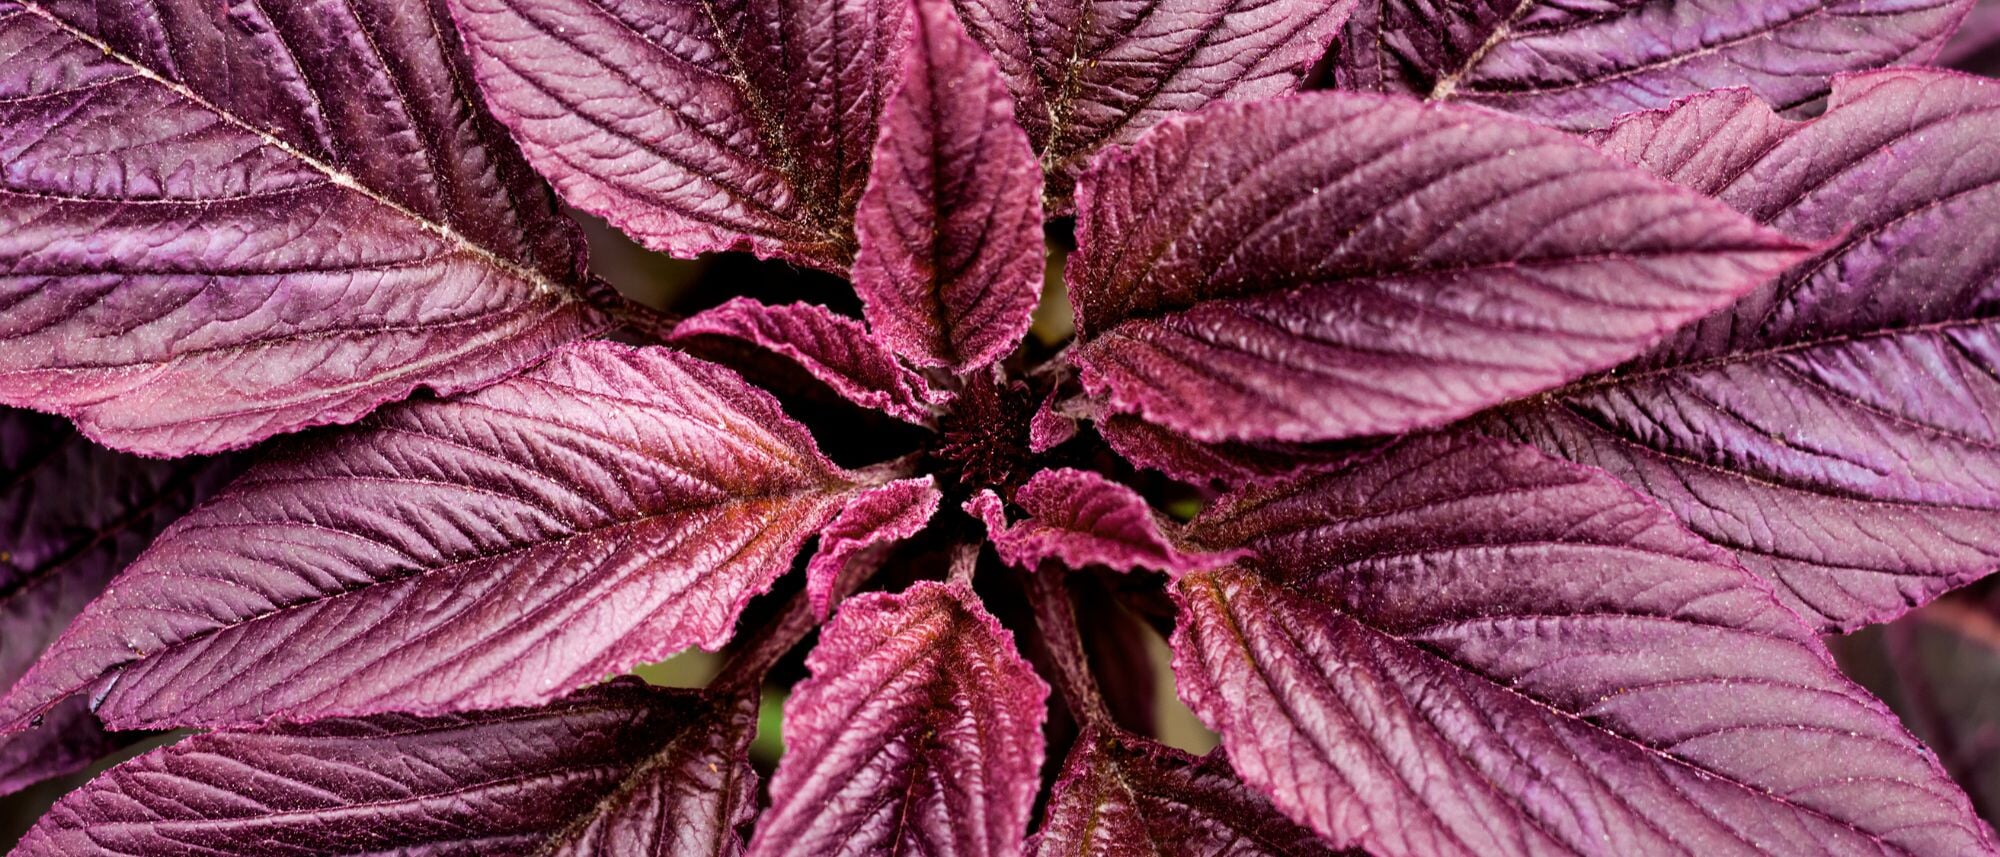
[952,0,1358,203]
[0,343,870,732]
[1334,0,1972,129]
[1493,70,2000,632]
[13,678,759,857]
[806,477,943,620]
[1031,731,1345,857]
[1097,414,1362,487]
[1173,435,1996,856]
[750,581,1047,856]
[445,0,902,269]
[0,409,241,795]
[1940,0,2000,74]
[1067,92,1813,445]
[0,0,607,457]
[851,0,1044,372]
[970,469,1236,574]
[673,298,950,425]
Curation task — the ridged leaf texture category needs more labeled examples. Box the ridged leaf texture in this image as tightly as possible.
[1494,70,2000,632]
[1334,0,1973,129]
[749,581,1048,857]
[0,409,241,795]
[969,469,1235,574]
[673,298,949,425]
[805,477,942,620]
[0,343,867,732]
[1172,435,1996,857]
[14,679,759,857]
[1067,92,1813,444]
[952,0,1357,203]
[445,0,903,269]
[0,0,607,457]
[851,0,1044,372]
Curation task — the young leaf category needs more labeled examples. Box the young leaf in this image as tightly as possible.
[0,0,607,457]
[673,298,950,425]
[851,0,1044,372]
[13,679,759,857]
[1334,0,1973,129]
[1172,435,1996,856]
[1067,92,1813,445]
[969,469,1236,574]
[0,343,866,732]
[952,0,1358,202]
[1031,731,1345,857]
[1493,71,2000,632]
[806,477,943,620]
[0,410,241,794]
[1097,414,1363,487]
[446,0,903,269]
[750,581,1048,857]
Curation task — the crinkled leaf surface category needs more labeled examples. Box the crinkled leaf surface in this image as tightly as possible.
[1030,731,1345,857]
[446,0,902,269]
[1097,414,1363,487]
[806,477,942,620]
[0,409,240,795]
[851,0,1043,372]
[0,0,606,457]
[0,343,865,732]
[1334,0,1972,129]
[1493,71,2000,632]
[673,298,948,425]
[1836,598,2000,826]
[1066,92,1812,445]
[952,0,1356,202]
[14,678,759,857]
[750,581,1047,857]
[970,469,1233,574]
[1172,435,1996,857]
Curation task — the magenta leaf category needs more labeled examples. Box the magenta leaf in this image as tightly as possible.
[0,0,607,457]
[1494,70,2000,632]
[0,343,870,732]
[750,581,1047,856]
[1334,0,1973,129]
[1171,435,1997,856]
[446,0,902,269]
[971,469,1236,574]
[953,0,1358,202]
[851,0,1044,372]
[0,409,241,794]
[673,298,950,425]
[1836,598,2000,825]
[806,477,943,620]
[13,678,759,857]
[1097,414,1362,487]
[1031,731,1345,857]
[1067,92,1813,445]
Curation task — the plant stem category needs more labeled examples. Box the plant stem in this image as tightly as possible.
[1026,568,1113,729]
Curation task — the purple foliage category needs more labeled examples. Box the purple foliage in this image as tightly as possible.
[4,0,2000,852]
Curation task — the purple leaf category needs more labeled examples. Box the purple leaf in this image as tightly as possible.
[1031,731,1346,857]
[1493,70,2000,632]
[0,409,241,795]
[13,678,759,857]
[1334,0,1973,129]
[1066,92,1813,445]
[673,298,950,425]
[0,0,607,457]
[0,343,868,732]
[1028,392,1079,453]
[1097,414,1363,487]
[952,0,1358,203]
[750,581,1047,856]
[851,0,1044,372]
[1835,598,2000,826]
[806,477,943,620]
[1939,0,2000,73]
[971,469,1236,574]
[445,0,903,269]
[1172,435,1996,856]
